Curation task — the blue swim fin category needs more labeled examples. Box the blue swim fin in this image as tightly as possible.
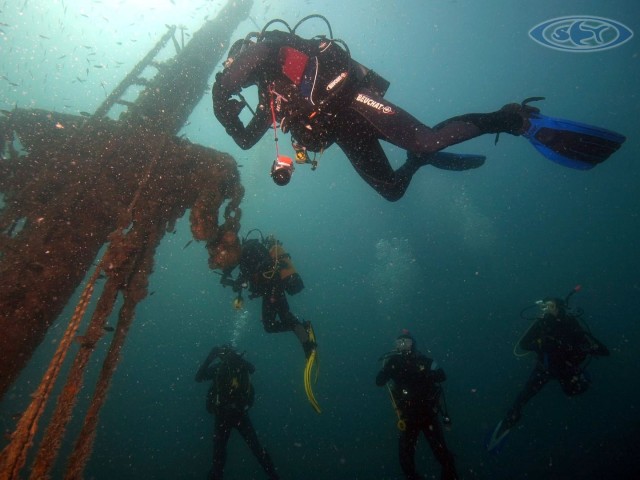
[523,113,625,170]
[486,419,512,453]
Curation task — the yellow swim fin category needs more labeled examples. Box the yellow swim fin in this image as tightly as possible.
[303,322,321,414]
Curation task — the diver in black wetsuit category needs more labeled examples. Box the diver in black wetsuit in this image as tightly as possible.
[212,16,534,201]
[220,232,316,360]
[376,331,458,480]
[195,345,279,480]
[492,296,610,444]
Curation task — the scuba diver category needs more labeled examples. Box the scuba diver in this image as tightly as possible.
[487,287,610,452]
[376,331,458,480]
[219,229,321,413]
[195,345,279,480]
[212,15,625,202]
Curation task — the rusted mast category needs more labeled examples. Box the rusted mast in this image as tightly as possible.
[0,0,252,401]
[1,0,254,477]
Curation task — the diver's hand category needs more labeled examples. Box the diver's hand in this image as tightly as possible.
[207,346,221,360]
[228,98,245,118]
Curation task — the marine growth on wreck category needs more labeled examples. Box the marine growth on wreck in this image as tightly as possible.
[0,1,253,477]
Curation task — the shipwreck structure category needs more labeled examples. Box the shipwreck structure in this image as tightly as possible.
[0,0,252,477]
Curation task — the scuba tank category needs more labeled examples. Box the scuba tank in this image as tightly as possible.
[265,236,304,295]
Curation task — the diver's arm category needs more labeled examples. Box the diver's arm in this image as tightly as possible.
[375,368,390,386]
[429,366,446,384]
[519,319,546,352]
[195,347,220,382]
[376,357,396,386]
[212,43,273,149]
[241,357,256,374]
[584,332,610,356]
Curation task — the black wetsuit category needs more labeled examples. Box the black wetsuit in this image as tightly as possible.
[196,348,279,480]
[504,312,610,427]
[244,264,304,335]
[376,351,457,480]
[213,31,525,201]
[228,239,313,357]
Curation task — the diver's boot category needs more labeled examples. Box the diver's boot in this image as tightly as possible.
[303,340,317,359]
[499,408,521,435]
[293,320,317,359]
[302,320,317,359]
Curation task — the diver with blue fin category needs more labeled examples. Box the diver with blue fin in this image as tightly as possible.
[486,286,610,453]
[213,15,625,201]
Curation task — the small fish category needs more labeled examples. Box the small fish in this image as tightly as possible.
[79,111,92,117]
[103,325,114,332]
[38,34,50,39]
[183,240,193,249]
[149,291,156,296]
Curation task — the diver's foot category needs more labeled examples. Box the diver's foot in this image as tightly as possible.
[303,340,317,359]
[500,410,521,434]
[301,320,317,358]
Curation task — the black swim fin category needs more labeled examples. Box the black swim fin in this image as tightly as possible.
[409,151,486,171]
[486,419,512,453]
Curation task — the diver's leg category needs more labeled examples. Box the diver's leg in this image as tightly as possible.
[398,422,421,480]
[262,293,315,357]
[336,131,414,202]
[261,292,294,333]
[275,298,316,358]
[236,413,279,480]
[423,418,458,480]
[210,414,233,480]
[348,89,523,154]
[289,314,317,358]
[261,294,284,333]
[504,365,550,429]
